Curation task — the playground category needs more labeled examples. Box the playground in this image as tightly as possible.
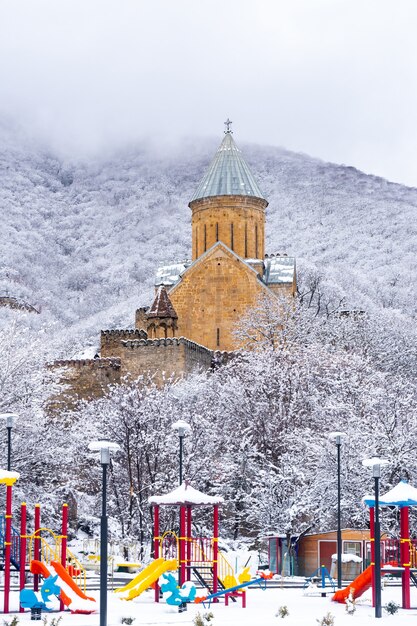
[3,469,417,624]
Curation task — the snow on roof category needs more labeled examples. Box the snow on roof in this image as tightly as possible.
[148,482,223,506]
[363,480,417,508]
[155,262,191,288]
[263,256,295,285]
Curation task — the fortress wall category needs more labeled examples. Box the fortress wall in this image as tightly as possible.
[100,329,147,358]
[120,337,213,386]
[48,358,121,412]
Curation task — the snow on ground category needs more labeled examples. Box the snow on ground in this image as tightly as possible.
[3,584,417,625]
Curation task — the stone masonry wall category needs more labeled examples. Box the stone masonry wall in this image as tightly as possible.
[101,329,147,358]
[48,358,121,412]
[120,337,213,386]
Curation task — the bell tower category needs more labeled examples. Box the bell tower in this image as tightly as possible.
[189,120,268,262]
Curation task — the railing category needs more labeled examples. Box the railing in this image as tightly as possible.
[159,534,234,583]
[0,514,21,568]
[189,537,233,583]
[82,538,144,562]
[378,539,417,568]
[28,529,87,592]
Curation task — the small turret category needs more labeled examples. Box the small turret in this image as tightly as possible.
[146,286,178,339]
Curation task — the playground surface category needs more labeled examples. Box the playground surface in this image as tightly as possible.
[3,584,417,625]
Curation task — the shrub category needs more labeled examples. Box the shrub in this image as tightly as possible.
[193,612,215,626]
[316,613,335,626]
[384,601,400,615]
[275,605,289,618]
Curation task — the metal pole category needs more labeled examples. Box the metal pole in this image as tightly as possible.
[374,474,382,618]
[60,504,68,611]
[7,425,12,471]
[19,502,27,613]
[100,461,108,626]
[179,434,184,485]
[336,440,342,589]
[3,484,13,613]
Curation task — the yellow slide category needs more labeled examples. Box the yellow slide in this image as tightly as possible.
[114,558,177,600]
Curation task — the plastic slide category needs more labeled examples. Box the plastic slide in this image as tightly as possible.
[114,558,177,600]
[30,560,96,614]
[332,565,372,603]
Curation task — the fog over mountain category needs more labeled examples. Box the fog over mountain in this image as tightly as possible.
[1,123,416,356]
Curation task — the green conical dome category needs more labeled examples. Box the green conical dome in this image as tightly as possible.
[191,131,265,202]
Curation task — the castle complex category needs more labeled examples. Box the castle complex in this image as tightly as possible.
[55,123,296,409]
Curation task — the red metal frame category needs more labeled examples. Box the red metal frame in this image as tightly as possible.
[19,502,27,613]
[3,485,13,613]
[153,505,160,603]
[60,504,68,611]
[33,504,41,592]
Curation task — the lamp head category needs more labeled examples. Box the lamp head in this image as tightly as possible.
[362,457,389,478]
[0,413,19,429]
[171,420,191,438]
[329,431,346,446]
[88,440,120,465]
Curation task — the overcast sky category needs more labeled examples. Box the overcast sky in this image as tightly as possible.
[1,0,416,186]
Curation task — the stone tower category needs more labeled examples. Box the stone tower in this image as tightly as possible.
[189,125,268,268]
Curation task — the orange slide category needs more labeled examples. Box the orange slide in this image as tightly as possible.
[333,561,399,603]
[31,560,96,613]
[332,565,372,602]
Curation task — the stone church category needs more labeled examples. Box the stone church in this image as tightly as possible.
[54,123,296,409]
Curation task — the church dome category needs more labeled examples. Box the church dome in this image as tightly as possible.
[190,127,266,202]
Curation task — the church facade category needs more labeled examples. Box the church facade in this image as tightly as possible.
[53,124,296,409]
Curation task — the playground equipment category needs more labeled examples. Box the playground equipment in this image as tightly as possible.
[145,482,266,609]
[333,561,398,604]
[0,473,95,615]
[333,480,417,609]
[160,572,197,606]
[148,482,227,603]
[303,566,336,595]
[0,470,20,613]
[195,570,273,608]
[20,574,61,612]
[114,558,177,600]
[29,560,96,613]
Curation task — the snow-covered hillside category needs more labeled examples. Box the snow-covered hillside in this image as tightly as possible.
[1,123,416,353]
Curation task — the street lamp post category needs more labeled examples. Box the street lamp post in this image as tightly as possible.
[171,420,191,485]
[88,440,120,626]
[0,413,18,470]
[363,457,389,619]
[329,431,346,589]
[171,420,191,613]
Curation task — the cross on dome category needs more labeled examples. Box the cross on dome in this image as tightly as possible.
[224,118,233,134]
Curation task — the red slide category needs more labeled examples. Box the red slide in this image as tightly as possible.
[332,565,372,603]
[333,561,398,603]
[30,560,96,613]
